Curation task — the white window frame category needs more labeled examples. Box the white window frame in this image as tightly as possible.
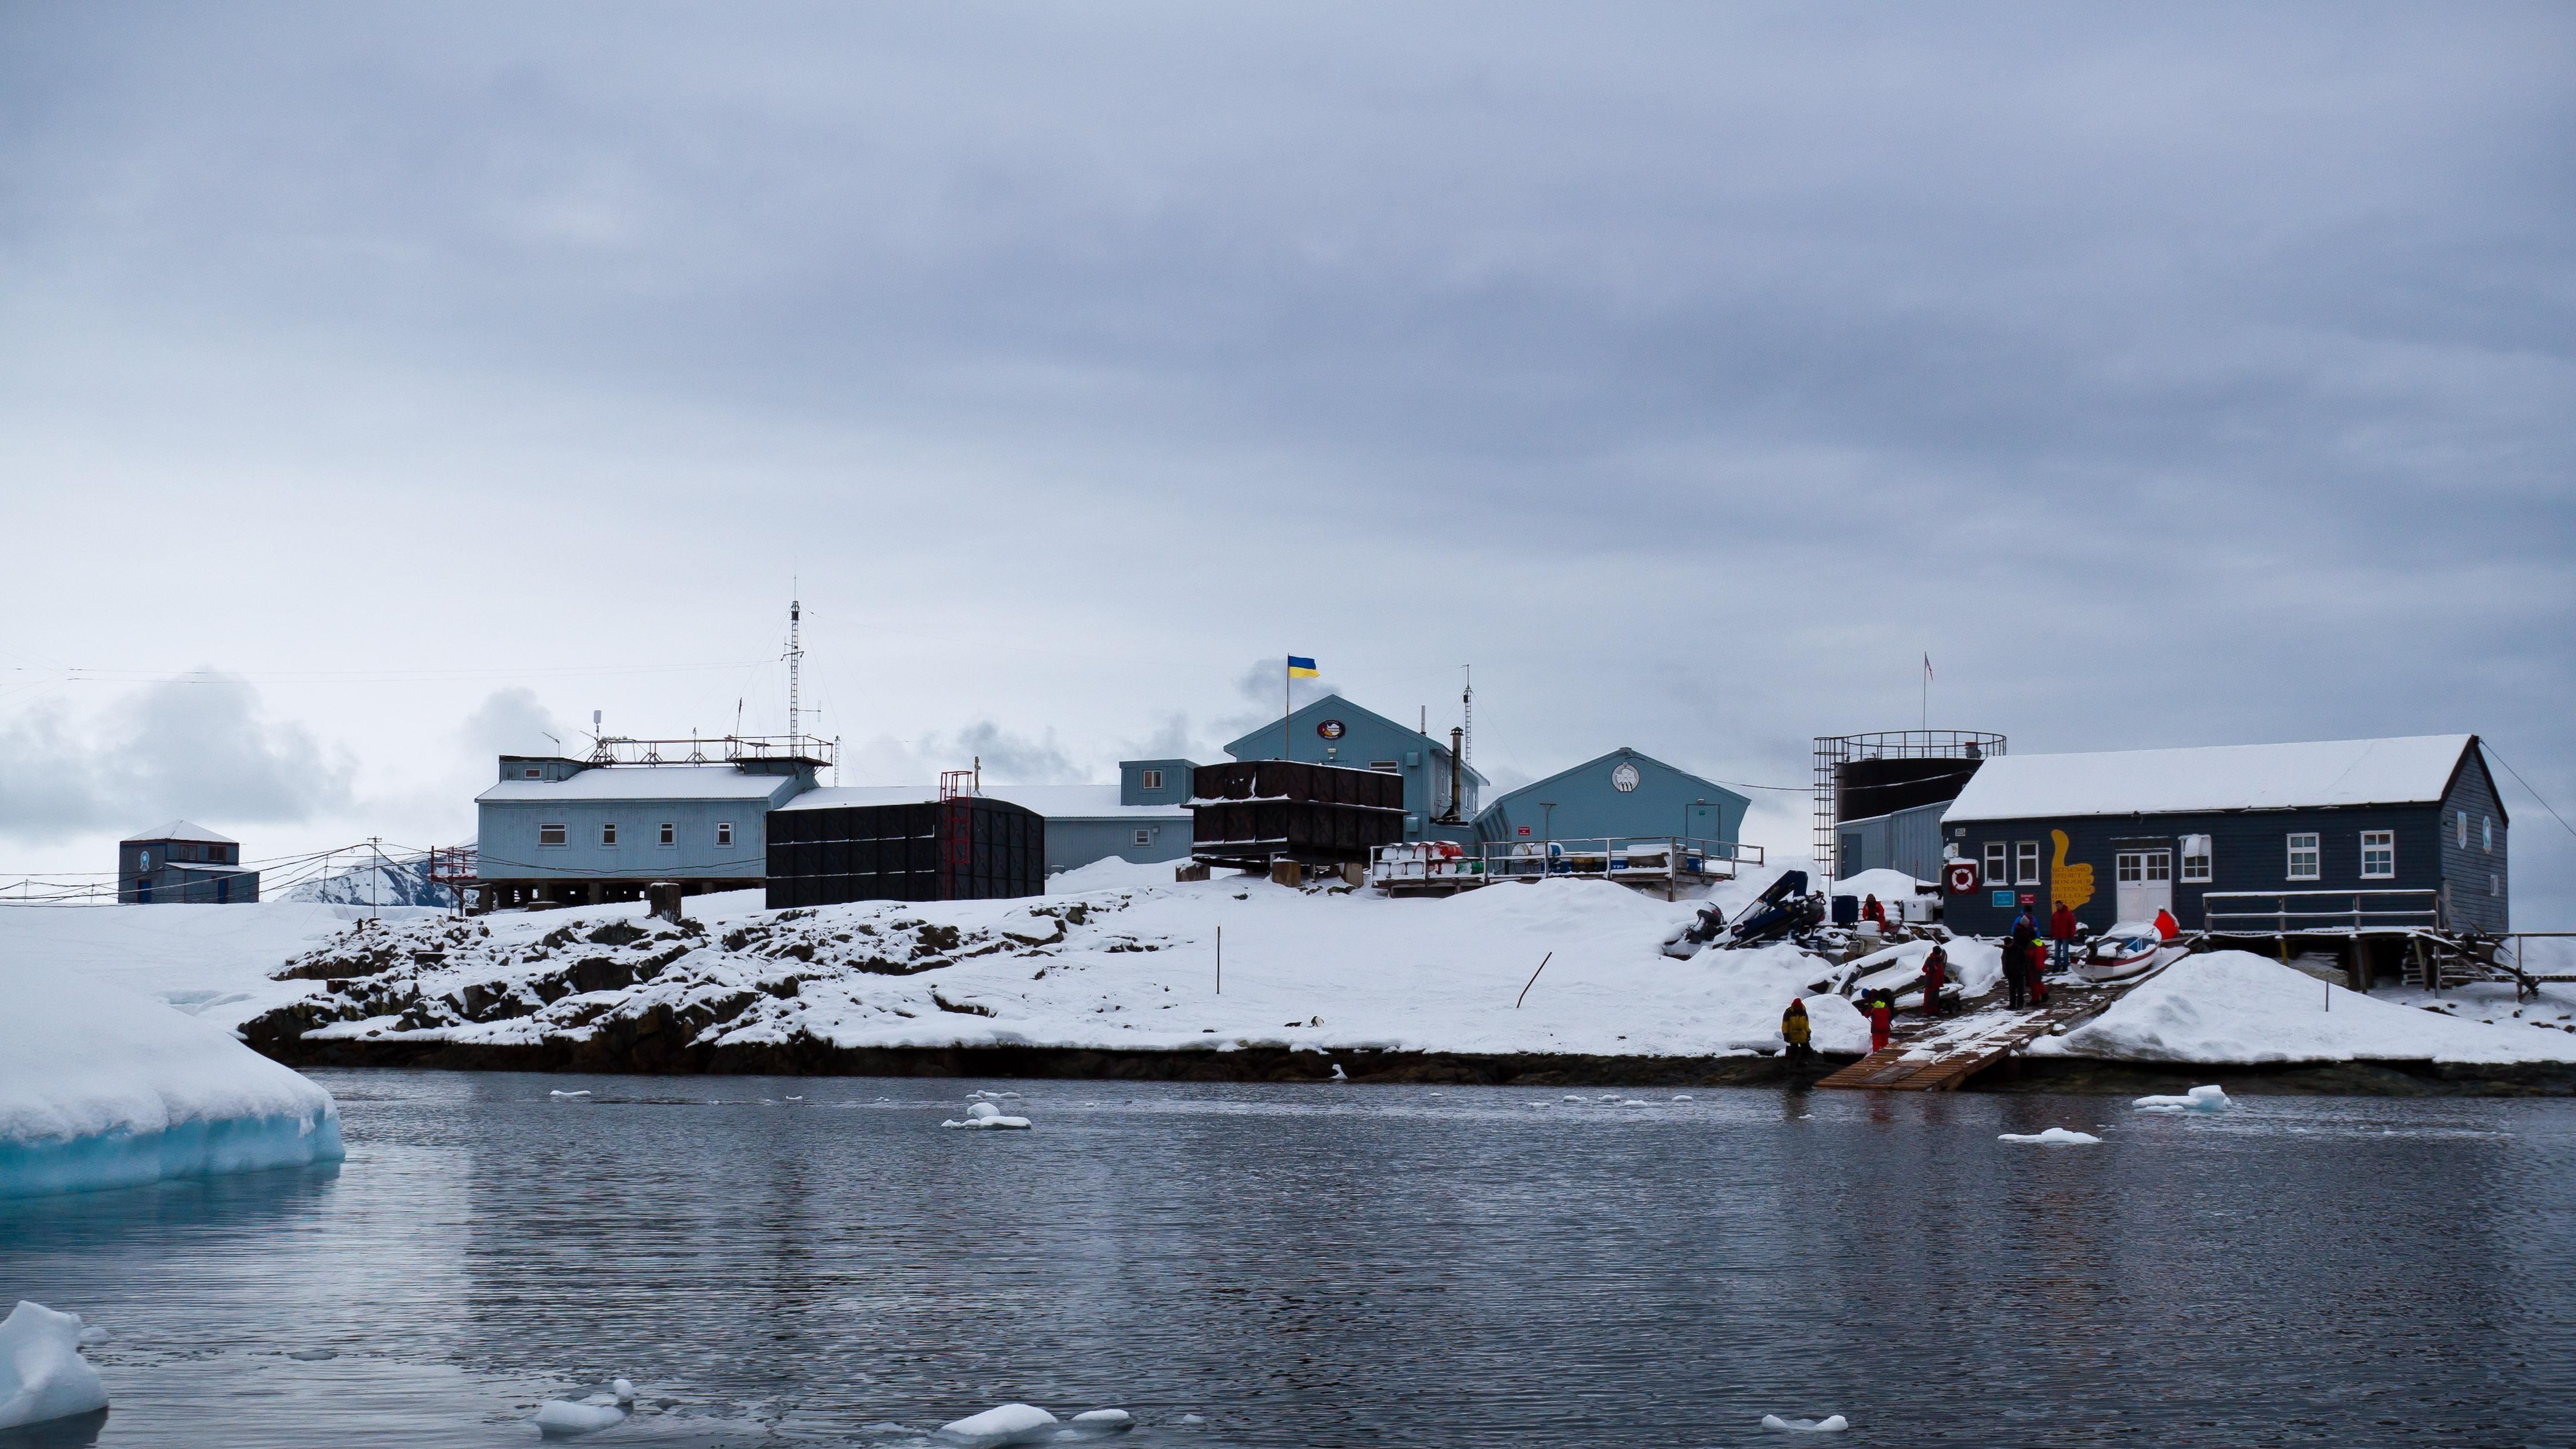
[2116,853,2143,885]
[2180,837,2212,885]
[2015,841,2040,886]
[1139,769,1162,791]
[659,822,676,847]
[2144,851,2171,883]
[2360,829,2394,879]
[715,822,734,847]
[600,822,619,848]
[1133,828,1152,846]
[538,823,568,848]
[2286,832,2320,881]
[1983,842,2008,889]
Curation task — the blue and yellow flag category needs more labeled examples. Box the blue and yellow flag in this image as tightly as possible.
[1286,655,1319,678]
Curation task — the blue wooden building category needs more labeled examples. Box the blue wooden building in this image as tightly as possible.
[475,755,811,907]
[1474,748,1750,850]
[118,821,259,904]
[1219,695,1486,843]
[1940,734,2507,938]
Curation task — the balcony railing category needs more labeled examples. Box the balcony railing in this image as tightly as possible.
[1371,837,1762,889]
[2202,888,2439,935]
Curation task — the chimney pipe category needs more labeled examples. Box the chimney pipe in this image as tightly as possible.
[1447,726,1464,823]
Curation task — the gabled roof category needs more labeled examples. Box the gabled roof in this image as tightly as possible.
[1944,734,2481,823]
[1481,746,1751,813]
[475,766,802,805]
[123,819,235,845]
[1219,693,1489,786]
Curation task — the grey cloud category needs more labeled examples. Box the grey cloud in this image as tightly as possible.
[460,687,563,759]
[0,675,355,842]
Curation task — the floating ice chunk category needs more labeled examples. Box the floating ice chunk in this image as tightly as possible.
[532,1379,635,1436]
[550,1090,590,1098]
[1761,1413,1849,1432]
[1329,1064,1348,1081]
[938,1401,1059,1446]
[1998,1128,2103,1145]
[1562,1096,1584,1103]
[0,1301,109,1430]
[1052,1407,1136,1439]
[1070,1408,1132,1426]
[968,1090,1023,1101]
[2133,1084,2232,1114]
[1618,1099,1652,1106]
[942,1101,1033,1130]
[1177,1413,1207,1424]
[75,1327,109,1346]
[1671,1094,1694,1101]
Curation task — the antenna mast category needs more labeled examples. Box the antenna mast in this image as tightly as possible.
[786,591,803,745]
[1462,665,1472,770]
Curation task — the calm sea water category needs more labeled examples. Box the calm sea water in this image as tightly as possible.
[4,1072,2573,1447]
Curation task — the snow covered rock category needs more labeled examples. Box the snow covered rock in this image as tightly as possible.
[0,1301,110,1430]
[1,958,343,1199]
[1761,1412,1849,1432]
[2133,1084,2232,1113]
[1998,1128,2102,1145]
[942,1101,1032,1130]
[938,1401,1060,1446]
[532,1379,634,1436]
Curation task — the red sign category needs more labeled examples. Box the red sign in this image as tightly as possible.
[1516,825,1531,838]
[1945,861,1979,895]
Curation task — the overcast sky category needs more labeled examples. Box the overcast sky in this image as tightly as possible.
[3,3,2571,919]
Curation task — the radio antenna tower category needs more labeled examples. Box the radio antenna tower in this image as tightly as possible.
[1461,664,1473,770]
[785,589,803,745]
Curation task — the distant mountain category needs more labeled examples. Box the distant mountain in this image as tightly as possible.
[284,852,456,909]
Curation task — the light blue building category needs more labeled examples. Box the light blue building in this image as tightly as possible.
[1219,695,1486,843]
[476,755,809,906]
[1474,747,1749,849]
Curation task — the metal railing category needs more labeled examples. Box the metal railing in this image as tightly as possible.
[2203,889,2439,935]
[1371,837,1763,889]
[580,733,837,769]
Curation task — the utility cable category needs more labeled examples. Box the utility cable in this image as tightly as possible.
[2484,741,2576,843]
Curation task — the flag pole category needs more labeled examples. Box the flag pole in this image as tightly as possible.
[1284,656,1291,764]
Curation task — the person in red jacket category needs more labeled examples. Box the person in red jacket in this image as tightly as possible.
[1866,992,1895,1053]
[2050,901,2077,971]
[1864,894,1886,927]
[1917,945,1948,1018]
[2028,936,2051,1005]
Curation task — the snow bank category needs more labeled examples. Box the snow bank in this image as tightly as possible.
[2133,1085,2231,1114]
[2053,952,2576,1066]
[939,1402,1059,1446]
[1999,1128,2101,1145]
[1830,869,1925,903]
[1,958,343,1199]
[942,1101,1032,1130]
[1762,1412,1849,1432]
[0,1302,109,1430]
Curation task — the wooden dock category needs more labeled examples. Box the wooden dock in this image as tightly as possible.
[1817,990,2123,1092]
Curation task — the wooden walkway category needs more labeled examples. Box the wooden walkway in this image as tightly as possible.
[1816,990,2120,1092]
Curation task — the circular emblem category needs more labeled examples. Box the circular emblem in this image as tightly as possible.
[1610,762,1641,793]
[1316,719,1345,740]
[1946,861,1980,895]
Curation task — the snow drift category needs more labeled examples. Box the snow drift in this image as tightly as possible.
[1,957,343,1199]
[2044,952,2576,1066]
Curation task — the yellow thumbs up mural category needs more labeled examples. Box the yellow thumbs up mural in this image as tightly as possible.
[2050,829,2095,912]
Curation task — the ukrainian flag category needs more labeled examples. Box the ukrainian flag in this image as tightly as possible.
[1287,655,1320,678]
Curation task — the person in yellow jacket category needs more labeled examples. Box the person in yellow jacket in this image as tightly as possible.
[1781,998,1813,1066]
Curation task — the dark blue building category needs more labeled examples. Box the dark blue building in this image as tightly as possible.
[1939,734,2506,939]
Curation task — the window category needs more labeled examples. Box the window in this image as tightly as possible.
[2360,830,2394,879]
[715,822,734,847]
[659,822,676,847]
[2181,835,2212,884]
[1139,769,1163,791]
[2493,873,2502,897]
[2144,853,2172,883]
[1372,760,1402,773]
[600,822,619,847]
[1134,829,1152,846]
[2015,841,2039,885]
[538,824,567,847]
[2484,816,2495,852]
[2116,854,2142,885]
[524,767,542,778]
[1984,842,2008,888]
[2287,833,2319,881]
[2457,810,2469,848]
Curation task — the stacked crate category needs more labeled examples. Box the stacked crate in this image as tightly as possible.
[765,798,1046,907]
[1188,761,1406,871]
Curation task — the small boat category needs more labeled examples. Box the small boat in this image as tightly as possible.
[2080,921,2181,981]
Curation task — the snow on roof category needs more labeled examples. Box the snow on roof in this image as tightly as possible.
[1944,734,2475,822]
[475,767,802,805]
[123,820,236,845]
[781,785,1189,820]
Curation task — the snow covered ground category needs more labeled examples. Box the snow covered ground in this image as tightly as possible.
[0,954,344,1197]
[2032,951,2576,1066]
[0,899,444,1031]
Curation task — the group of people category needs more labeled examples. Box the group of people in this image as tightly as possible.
[2001,903,2071,1010]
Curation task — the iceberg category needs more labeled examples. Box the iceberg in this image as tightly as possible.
[0,1301,110,1430]
[2133,1084,2232,1113]
[1,958,343,1199]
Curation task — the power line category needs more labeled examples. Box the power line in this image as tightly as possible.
[2485,741,2576,843]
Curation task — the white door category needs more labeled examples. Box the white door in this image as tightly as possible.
[2115,850,2173,923]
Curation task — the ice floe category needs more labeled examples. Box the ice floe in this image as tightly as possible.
[938,1402,1059,1446]
[0,1302,110,1430]
[1761,1412,1849,1432]
[1,957,343,1199]
[942,1101,1033,1130]
[1998,1128,2103,1145]
[549,1090,591,1098]
[532,1378,635,1436]
[2133,1084,2232,1113]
